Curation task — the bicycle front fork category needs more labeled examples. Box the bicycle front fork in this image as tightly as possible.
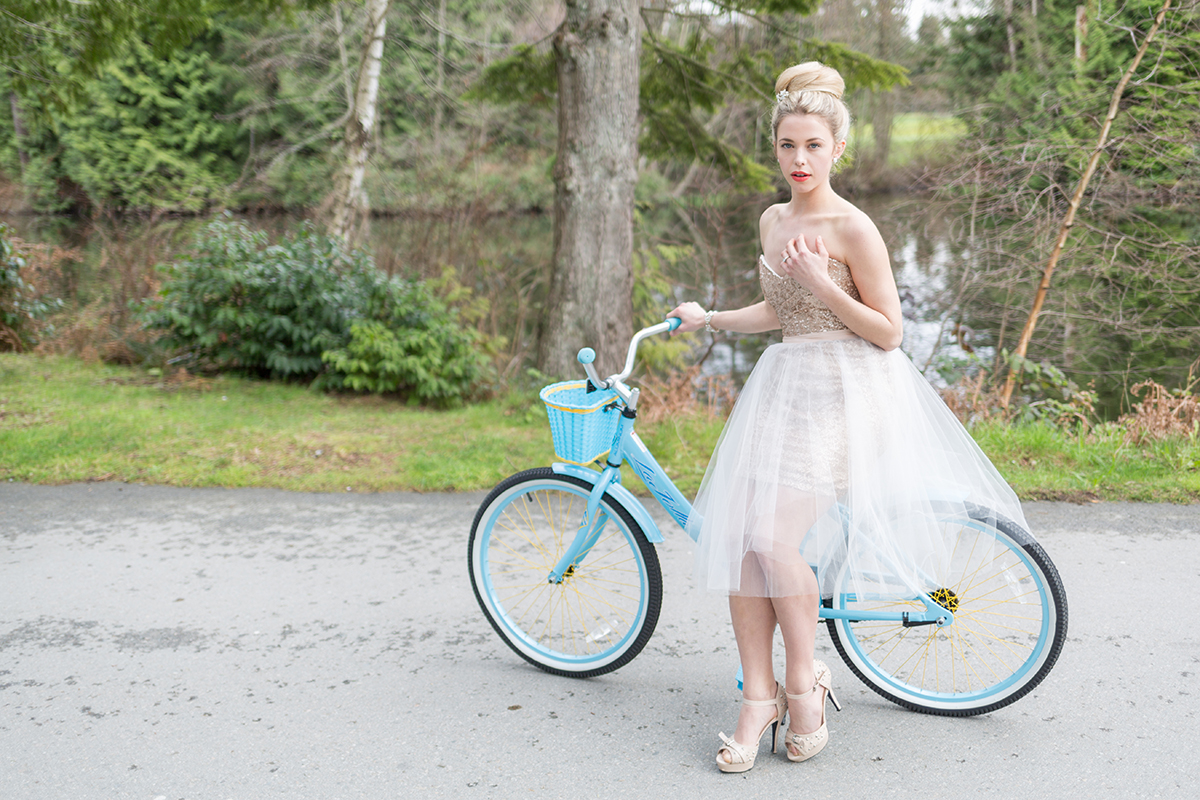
[547,465,622,584]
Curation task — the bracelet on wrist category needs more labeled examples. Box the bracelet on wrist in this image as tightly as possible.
[704,309,719,333]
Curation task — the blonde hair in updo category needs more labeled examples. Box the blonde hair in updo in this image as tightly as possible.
[771,61,851,145]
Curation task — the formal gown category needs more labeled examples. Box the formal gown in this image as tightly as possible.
[687,255,1032,600]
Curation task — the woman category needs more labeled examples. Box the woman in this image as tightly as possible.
[668,62,1028,772]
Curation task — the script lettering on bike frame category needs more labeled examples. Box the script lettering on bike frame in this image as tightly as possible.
[630,458,687,527]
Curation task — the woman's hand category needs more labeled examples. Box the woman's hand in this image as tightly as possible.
[667,301,706,334]
[778,234,835,294]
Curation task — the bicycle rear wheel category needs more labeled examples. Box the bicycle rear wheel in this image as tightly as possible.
[468,468,662,678]
[826,504,1067,715]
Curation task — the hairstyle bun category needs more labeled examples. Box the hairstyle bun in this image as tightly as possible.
[770,61,851,146]
[775,62,845,100]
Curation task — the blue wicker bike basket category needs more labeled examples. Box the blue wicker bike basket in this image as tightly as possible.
[539,380,621,465]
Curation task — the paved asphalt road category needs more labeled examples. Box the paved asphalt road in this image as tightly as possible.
[1,483,1197,799]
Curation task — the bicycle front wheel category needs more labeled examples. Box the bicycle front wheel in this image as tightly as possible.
[468,468,663,678]
[826,504,1067,716]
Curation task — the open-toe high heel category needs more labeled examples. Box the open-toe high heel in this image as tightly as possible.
[716,682,787,773]
[784,660,842,763]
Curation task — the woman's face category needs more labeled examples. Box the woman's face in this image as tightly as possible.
[774,113,845,193]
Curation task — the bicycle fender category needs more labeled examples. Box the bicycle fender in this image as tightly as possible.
[551,462,665,544]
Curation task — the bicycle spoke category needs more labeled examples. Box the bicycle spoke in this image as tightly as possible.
[495,510,555,563]
[958,617,1033,656]
[954,624,1007,684]
[955,620,1019,675]
[955,549,1023,599]
[473,477,659,665]
[824,508,1064,712]
[569,581,638,619]
[961,590,1043,617]
[907,630,935,690]
[487,535,552,572]
[955,623,991,690]
[956,617,1039,637]
[958,581,1034,610]
[569,585,633,644]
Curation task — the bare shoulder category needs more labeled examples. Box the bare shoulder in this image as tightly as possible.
[759,203,788,240]
[833,201,884,247]
[830,201,886,265]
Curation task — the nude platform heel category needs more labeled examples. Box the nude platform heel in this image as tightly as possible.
[716,682,788,773]
[784,660,842,762]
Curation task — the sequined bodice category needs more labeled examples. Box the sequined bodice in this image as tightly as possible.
[759,255,861,337]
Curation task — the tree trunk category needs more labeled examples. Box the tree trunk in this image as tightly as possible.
[871,91,894,173]
[433,0,447,142]
[330,0,389,244]
[1074,5,1088,66]
[643,0,669,35]
[1030,0,1045,68]
[10,93,28,169]
[870,0,897,174]
[1005,0,1018,71]
[538,0,641,378]
[333,4,354,106]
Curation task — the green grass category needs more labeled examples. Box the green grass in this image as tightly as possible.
[970,420,1200,503]
[0,354,720,495]
[3,354,1198,502]
[849,113,968,168]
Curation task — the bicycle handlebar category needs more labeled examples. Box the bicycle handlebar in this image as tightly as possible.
[576,317,681,401]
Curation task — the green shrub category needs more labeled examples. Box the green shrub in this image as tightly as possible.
[0,224,61,352]
[319,268,487,405]
[144,218,484,403]
[145,219,358,377]
[320,317,480,404]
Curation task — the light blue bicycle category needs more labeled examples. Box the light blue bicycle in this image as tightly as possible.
[468,320,1067,716]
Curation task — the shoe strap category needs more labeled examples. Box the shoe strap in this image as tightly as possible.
[718,732,758,764]
[741,681,783,707]
[786,665,830,701]
[742,696,779,707]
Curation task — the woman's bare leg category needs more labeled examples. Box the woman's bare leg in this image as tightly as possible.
[724,593,779,755]
[773,589,826,748]
[765,492,832,753]
[721,488,834,760]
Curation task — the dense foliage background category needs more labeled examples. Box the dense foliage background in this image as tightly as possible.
[1,0,1197,414]
[0,0,934,215]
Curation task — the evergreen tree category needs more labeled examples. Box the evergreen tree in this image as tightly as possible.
[54,38,244,212]
[0,0,328,102]
[932,0,1200,412]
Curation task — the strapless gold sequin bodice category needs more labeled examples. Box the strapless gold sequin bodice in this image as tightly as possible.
[759,255,861,337]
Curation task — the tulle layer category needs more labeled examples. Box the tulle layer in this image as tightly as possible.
[686,336,1031,600]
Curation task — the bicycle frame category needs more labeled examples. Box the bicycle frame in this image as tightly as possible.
[547,320,954,630]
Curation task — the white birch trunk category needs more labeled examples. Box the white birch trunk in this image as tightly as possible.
[331,0,389,244]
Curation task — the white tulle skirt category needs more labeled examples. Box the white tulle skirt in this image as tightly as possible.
[687,332,1031,600]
